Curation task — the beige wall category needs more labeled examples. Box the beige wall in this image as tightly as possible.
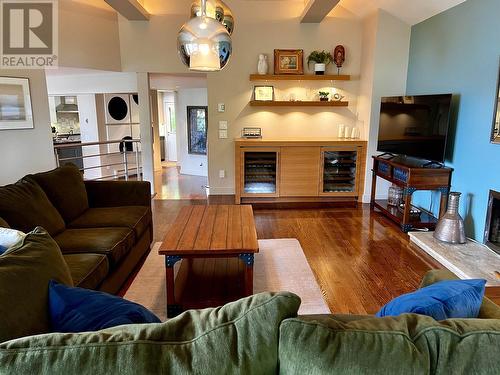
[118,3,363,194]
[359,10,411,202]
[59,1,121,71]
[0,70,55,185]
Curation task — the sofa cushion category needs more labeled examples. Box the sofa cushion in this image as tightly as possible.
[279,313,500,374]
[63,253,109,290]
[0,228,26,254]
[0,178,66,236]
[68,206,151,240]
[49,281,160,333]
[376,279,486,320]
[28,164,89,223]
[54,228,134,267]
[0,227,73,343]
[0,292,300,373]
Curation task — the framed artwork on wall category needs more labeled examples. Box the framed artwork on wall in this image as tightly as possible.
[187,106,208,155]
[491,59,500,144]
[0,77,33,130]
[274,49,304,75]
[253,86,274,101]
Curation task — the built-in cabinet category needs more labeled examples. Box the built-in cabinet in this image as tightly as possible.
[235,139,366,204]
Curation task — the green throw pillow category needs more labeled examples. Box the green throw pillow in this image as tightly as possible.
[28,164,89,223]
[0,292,300,374]
[0,227,73,343]
[0,178,66,235]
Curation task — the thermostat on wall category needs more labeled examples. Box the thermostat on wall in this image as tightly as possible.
[217,103,225,112]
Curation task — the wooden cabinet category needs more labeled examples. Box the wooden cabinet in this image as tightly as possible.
[280,147,320,196]
[235,139,366,204]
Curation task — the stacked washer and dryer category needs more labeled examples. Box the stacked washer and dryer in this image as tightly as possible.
[103,93,141,177]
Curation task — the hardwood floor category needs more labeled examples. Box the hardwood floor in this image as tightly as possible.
[153,198,450,315]
[153,165,207,200]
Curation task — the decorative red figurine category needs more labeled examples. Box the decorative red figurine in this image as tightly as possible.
[334,45,345,75]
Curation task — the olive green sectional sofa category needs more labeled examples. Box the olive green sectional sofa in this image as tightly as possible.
[1,264,500,374]
[0,164,152,294]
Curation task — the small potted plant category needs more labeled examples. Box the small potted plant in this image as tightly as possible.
[319,91,330,101]
[307,50,333,75]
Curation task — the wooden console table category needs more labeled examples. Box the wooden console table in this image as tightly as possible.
[370,156,453,232]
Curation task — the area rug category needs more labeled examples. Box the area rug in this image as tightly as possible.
[124,239,330,320]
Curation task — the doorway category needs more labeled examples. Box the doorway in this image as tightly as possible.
[151,74,208,200]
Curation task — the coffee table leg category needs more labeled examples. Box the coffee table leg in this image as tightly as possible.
[239,253,254,296]
[165,255,182,318]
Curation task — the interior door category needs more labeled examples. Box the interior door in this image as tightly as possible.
[164,101,177,162]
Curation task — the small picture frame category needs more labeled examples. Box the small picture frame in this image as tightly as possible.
[274,49,304,75]
[0,77,34,130]
[253,85,274,101]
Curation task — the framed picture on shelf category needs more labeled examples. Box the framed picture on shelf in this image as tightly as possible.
[0,77,33,130]
[253,85,274,101]
[274,49,304,75]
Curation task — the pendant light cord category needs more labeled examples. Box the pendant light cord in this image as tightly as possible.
[200,0,207,16]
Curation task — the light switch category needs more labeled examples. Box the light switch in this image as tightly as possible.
[219,170,225,178]
[217,103,225,112]
[219,129,228,139]
[219,120,228,130]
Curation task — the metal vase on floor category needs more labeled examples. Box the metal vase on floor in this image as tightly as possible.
[433,192,466,244]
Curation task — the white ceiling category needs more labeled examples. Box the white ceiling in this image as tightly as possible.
[339,0,466,25]
[128,0,466,26]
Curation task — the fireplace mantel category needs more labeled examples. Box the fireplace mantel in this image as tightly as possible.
[409,232,500,286]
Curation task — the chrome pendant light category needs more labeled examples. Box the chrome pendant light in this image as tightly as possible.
[177,0,233,72]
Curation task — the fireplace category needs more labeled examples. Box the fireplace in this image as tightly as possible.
[484,190,500,254]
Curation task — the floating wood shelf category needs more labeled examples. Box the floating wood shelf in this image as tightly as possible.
[249,100,349,107]
[249,74,351,81]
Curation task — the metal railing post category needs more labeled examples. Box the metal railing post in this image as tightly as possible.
[135,141,141,180]
[123,150,129,181]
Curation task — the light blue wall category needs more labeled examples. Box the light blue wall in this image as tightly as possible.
[407,0,500,239]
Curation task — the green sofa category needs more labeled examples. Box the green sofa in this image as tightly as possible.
[0,164,153,294]
[0,264,499,374]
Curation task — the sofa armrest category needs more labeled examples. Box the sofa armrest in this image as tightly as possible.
[0,217,10,228]
[84,180,151,208]
[420,269,500,319]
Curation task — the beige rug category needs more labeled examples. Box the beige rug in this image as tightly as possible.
[124,239,330,320]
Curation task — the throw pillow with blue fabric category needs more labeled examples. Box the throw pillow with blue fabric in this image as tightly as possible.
[49,281,161,332]
[377,279,486,320]
[0,228,25,254]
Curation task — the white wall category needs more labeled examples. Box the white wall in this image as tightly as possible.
[359,10,411,202]
[176,88,208,177]
[0,70,55,184]
[45,71,137,95]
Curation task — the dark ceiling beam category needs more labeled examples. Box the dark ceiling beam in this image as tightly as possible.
[300,0,341,23]
[104,0,150,21]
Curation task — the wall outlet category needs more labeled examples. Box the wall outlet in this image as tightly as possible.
[219,129,228,139]
[219,120,228,130]
[219,170,225,178]
[217,103,225,112]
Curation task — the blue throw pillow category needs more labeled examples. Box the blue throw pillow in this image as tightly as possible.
[49,280,161,332]
[376,279,486,320]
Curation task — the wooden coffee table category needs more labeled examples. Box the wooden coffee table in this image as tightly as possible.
[159,205,259,317]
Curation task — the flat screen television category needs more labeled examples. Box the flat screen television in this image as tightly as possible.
[377,94,453,162]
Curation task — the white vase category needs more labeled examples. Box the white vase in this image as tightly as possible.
[314,63,326,75]
[257,54,268,75]
[338,124,345,138]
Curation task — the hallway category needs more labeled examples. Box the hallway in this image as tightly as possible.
[154,164,207,200]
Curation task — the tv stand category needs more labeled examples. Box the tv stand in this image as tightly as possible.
[422,160,444,168]
[370,156,453,232]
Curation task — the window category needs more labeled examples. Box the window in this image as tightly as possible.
[187,106,208,155]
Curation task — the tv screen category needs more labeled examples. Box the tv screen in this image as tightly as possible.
[377,94,452,162]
